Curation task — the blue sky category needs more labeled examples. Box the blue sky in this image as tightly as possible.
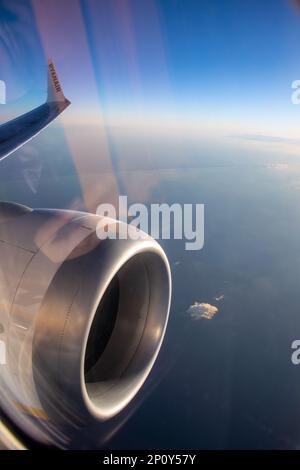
[2,0,300,137]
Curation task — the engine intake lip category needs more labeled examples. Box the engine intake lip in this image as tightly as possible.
[31,219,171,425]
[81,240,171,420]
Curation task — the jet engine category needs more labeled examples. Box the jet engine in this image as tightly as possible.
[0,202,171,446]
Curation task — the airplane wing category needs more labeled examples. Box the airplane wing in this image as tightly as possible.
[0,59,70,162]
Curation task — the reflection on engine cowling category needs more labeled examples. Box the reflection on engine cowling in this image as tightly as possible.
[0,201,171,448]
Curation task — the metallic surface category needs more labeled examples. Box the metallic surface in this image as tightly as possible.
[0,203,171,446]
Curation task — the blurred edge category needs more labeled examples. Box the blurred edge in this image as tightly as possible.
[0,420,26,450]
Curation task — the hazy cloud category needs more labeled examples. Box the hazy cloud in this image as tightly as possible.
[234,134,300,146]
[266,163,289,171]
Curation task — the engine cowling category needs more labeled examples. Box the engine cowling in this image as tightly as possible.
[0,202,171,446]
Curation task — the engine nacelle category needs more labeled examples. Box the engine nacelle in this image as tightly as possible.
[0,202,171,446]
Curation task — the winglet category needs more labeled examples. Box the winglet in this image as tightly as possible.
[47,59,70,107]
[0,59,71,162]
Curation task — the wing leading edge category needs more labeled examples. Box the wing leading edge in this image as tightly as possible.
[0,60,70,162]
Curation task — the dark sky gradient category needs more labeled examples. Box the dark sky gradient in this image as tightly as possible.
[1,0,300,136]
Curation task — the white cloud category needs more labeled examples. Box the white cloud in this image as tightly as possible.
[187,302,219,320]
[215,294,224,301]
